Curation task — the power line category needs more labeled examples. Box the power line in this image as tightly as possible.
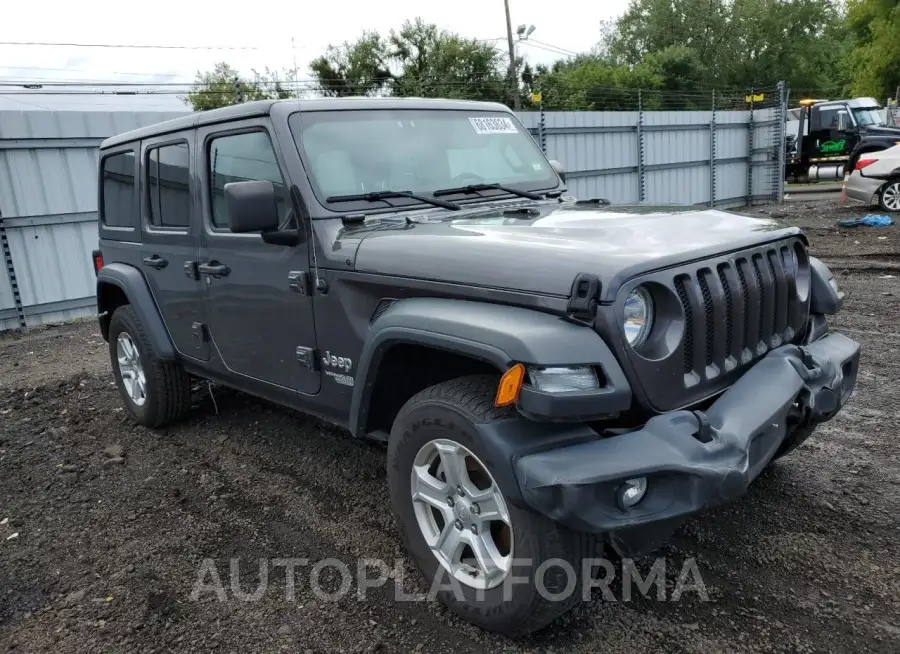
[527,39,580,57]
[519,41,576,58]
[0,40,259,50]
[0,76,511,88]
[475,35,578,59]
[0,35,584,87]
[0,65,184,79]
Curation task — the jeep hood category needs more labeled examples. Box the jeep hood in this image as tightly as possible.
[351,204,800,302]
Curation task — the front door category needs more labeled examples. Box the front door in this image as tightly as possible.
[196,121,320,394]
[810,106,853,158]
[140,133,209,361]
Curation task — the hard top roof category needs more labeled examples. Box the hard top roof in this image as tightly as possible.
[100,96,512,149]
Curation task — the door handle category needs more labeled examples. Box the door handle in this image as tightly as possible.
[197,261,230,279]
[142,255,168,269]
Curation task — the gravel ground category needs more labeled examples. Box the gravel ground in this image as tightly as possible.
[2,197,899,653]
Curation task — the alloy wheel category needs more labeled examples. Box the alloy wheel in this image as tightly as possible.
[116,332,147,407]
[410,439,513,590]
[881,182,900,212]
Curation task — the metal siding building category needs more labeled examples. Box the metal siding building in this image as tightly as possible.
[0,106,190,331]
[0,99,785,333]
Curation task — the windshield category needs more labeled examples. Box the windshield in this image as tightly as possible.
[288,109,558,212]
[852,107,886,127]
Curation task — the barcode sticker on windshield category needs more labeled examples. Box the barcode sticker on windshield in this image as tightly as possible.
[469,116,519,135]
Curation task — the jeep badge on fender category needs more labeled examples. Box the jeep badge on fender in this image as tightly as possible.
[321,351,352,373]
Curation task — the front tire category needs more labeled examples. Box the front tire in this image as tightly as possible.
[387,375,599,637]
[108,305,191,428]
[878,180,900,213]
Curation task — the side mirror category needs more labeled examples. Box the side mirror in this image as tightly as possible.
[837,112,851,132]
[225,180,279,233]
[549,159,567,184]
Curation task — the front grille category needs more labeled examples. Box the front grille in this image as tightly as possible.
[674,243,803,386]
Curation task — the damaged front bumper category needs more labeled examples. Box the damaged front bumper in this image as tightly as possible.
[514,332,860,556]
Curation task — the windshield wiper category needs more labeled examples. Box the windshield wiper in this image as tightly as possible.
[433,183,543,201]
[326,190,461,211]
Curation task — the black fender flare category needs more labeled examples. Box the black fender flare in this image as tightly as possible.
[96,263,176,360]
[809,256,843,315]
[348,297,630,437]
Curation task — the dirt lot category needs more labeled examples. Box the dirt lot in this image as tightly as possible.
[2,198,899,653]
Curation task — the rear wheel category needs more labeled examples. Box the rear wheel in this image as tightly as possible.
[387,375,600,637]
[108,305,191,428]
[878,180,900,213]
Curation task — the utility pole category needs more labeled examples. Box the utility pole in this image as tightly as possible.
[504,0,520,111]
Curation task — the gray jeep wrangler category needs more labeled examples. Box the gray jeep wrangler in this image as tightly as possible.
[93,98,860,636]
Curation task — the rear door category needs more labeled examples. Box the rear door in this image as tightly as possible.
[140,133,209,361]
[196,119,319,394]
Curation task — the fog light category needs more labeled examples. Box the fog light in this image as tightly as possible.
[619,477,648,508]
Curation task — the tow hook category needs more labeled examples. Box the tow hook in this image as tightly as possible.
[691,410,715,443]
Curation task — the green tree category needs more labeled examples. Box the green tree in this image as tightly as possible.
[308,32,393,97]
[526,56,661,111]
[721,0,849,93]
[387,19,508,102]
[844,0,900,99]
[640,44,709,107]
[609,0,730,67]
[606,0,849,93]
[309,19,509,104]
[184,62,295,111]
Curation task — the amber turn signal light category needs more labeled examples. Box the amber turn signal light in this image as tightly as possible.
[494,363,526,407]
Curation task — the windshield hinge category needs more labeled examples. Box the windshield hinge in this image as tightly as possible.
[288,271,310,295]
[566,273,601,325]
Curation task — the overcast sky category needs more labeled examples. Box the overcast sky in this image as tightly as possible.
[0,0,630,89]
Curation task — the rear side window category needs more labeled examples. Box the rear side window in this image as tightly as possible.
[147,142,191,229]
[208,131,289,229]
[100,151,137,228]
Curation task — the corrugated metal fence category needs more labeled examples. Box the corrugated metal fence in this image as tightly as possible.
[518,85,786,207]
[0,109,188,331]
[0,90,787,333]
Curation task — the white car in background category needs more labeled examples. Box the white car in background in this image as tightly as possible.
[845,144,900,212]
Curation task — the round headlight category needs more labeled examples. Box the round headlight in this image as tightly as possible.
[623,286,653,348]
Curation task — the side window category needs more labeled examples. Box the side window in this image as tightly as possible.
[208,131,289,230]
[814,108,847,131]
[100,151,137,228]
[146,142,191,229]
